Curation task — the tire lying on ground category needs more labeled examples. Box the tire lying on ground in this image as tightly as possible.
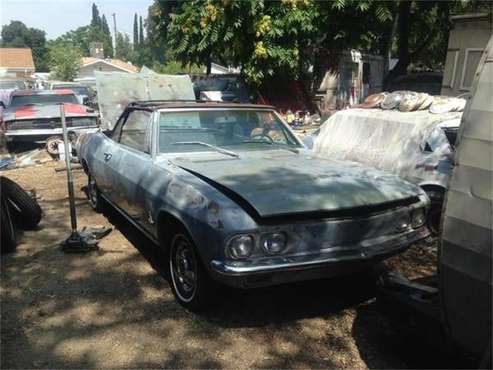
[1,196,17,254]
[1,176,42,230]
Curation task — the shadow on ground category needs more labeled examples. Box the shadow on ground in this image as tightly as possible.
[1,182,473,369]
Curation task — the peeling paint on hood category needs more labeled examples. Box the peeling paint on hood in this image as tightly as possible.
[170,150,422,218]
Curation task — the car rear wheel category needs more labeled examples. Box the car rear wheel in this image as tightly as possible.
[87,173,103,213]
[169,232,215,311]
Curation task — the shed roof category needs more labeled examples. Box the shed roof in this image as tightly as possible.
[0,48,35,70]
[81,57,139,73]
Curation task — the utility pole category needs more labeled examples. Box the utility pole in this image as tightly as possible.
[112,13,117,53]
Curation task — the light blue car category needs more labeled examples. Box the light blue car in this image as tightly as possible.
[78,101,430,311]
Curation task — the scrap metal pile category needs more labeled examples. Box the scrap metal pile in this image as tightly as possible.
[352,91,467,114]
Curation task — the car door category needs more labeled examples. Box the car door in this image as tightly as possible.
[111,108,154,228]
[91,112,128,200]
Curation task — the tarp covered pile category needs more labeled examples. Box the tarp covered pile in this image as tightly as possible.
[352,91,466,114]
[313,108,461,186]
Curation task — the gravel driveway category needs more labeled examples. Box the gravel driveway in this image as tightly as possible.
[1,161,455,369]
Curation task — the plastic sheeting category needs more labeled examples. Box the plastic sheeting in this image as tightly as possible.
[313,108,462,187]
[95,70,195,129]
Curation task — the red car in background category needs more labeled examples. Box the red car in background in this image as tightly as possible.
[2,89,99,144]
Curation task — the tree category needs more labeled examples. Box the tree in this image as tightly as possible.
[133,13,139,49]
[146,0,180,63]
[164,1,319,82]
[91,3,101,28]
[101,14,114,57]
[139,16,145,45]
[1,20,49,71]
[49,26,92,55]
[151,60,203,74]
[115,32,132,61]
[48,43,82,80]
[50,4,114,58]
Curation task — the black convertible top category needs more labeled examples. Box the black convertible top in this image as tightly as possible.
[128,100,275,111]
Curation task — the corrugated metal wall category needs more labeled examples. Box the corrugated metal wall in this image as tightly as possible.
[440,36,493,357]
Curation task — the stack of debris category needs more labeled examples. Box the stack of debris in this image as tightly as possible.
[352,91,467,114]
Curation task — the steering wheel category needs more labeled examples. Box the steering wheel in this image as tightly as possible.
[249,133,274,143]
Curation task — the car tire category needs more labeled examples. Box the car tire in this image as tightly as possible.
[169,231,216,312]
[87,173,103,213]
[425,188,445,236]
[1,176,42,230]
[1,195,18,254]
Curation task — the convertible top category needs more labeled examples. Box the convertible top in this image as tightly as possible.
[130,100,276,111]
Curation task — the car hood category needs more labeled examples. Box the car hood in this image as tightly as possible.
[4,103,96,121]
[169,150,423,218]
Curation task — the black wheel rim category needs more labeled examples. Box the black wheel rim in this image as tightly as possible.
[170,236,197,302]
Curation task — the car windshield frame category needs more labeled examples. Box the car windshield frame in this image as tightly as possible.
[156,107,303,155]
[9,94,79,107]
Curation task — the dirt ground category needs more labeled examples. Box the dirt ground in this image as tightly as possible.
[0,160,464,369]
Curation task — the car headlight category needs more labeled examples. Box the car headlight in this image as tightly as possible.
[227,235,254,259]
[411,208,426,228]
[261,232,287,255]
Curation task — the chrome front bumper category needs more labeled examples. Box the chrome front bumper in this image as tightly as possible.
[210,226,429,288]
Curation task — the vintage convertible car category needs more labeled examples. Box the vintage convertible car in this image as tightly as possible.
[78,101,430,310]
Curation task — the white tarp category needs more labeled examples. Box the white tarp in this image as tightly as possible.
[95,70,195,129]
[313,108,462,187]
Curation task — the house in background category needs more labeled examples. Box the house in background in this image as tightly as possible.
[76,42,139,79]
[441,13,492,96]
[0,48,35,77]
[208,62,240,74]
[78,57,139,78]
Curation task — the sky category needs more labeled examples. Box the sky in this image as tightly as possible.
[1,0,154,40]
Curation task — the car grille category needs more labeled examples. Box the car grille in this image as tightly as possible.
[7,117,97,130]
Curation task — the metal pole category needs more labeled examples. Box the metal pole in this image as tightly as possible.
[60,104,77,232]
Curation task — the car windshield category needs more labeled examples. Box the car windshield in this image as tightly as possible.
[54,86,90,96]
[9,94,78,107]
[159,109,300,154]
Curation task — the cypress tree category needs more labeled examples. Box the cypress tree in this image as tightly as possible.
[91,3,101,29]
[101,14,113,57]
[139,16,144,45]
[133,13,139,49]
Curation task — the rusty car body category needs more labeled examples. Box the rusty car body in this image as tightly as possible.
[78,101,430,310]
[2,89,99,143]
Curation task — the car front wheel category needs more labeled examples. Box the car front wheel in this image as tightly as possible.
[169,232,215,311]
[87,173,103,212]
